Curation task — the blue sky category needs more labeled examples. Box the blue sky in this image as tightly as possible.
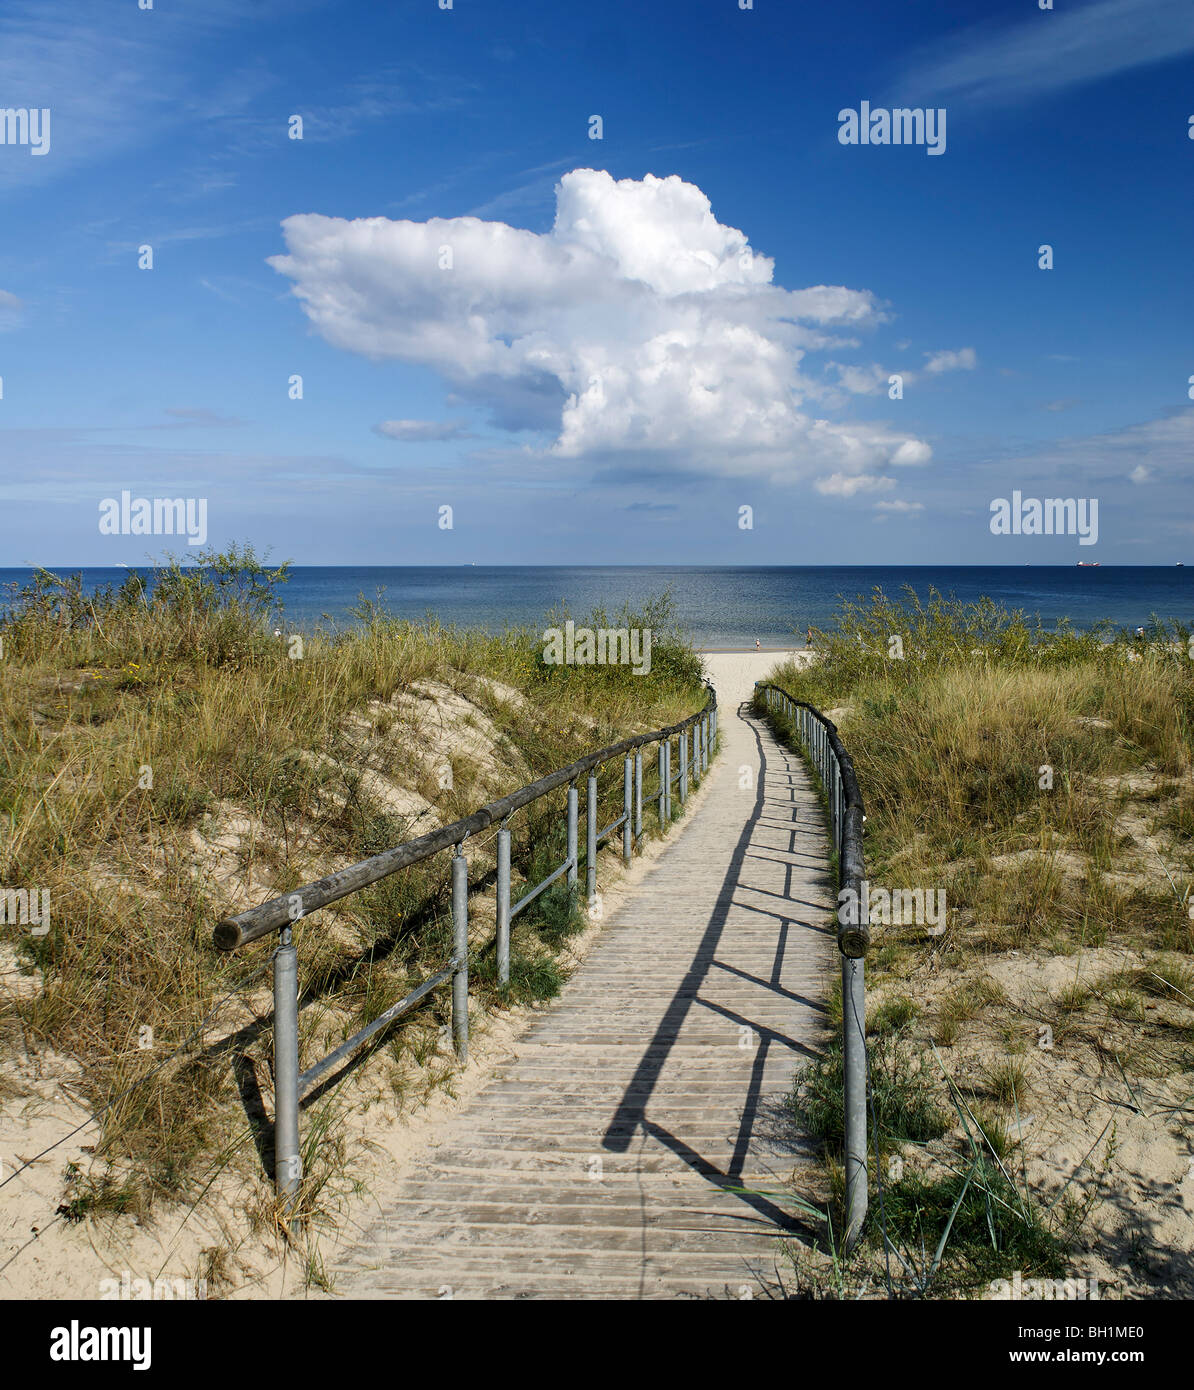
[1,0,1192,566]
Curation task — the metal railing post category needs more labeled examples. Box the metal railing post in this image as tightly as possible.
[842,952,868,1252]
[679,730,688,805]
[586,772,598,903]
[693,720,701,786]
[496,823,511,986]
[622,755,633,867]
[634,749,642,845]
[567,784,578,891]
[273,924,301,1205]
[759,683,870,1255]
[220,690,723,1200]
[452,848,469,1062]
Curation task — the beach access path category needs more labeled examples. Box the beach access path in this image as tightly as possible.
[331,650,836,1299]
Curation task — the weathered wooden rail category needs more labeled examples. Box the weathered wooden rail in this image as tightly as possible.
[330,672,840,1298]
[215,685,718,1205]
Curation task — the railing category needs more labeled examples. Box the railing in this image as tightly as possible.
[214,685,718,1210]
[754,682,869,1252]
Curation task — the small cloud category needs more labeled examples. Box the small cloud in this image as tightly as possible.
[624,500,677,513]
[923,347,977,374]
[1042,398,1082,412]
[814,473,897,498]
[0,289,23,330]
[829,362,904,396]
[1129,463,1153,484]
[374,419,470,442]
[874,499,924,513]
[891,439,932,466]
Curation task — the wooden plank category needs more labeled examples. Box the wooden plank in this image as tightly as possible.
[332,689,833,1300]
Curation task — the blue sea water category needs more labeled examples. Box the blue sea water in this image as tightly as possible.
[2,565,1191,650]
[4,564,1189,650]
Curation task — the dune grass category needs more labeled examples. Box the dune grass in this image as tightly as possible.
[763,586,1194,1295]
[0,546,707,1231]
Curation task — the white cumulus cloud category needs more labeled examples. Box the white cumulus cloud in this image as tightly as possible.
[269,168,931,486]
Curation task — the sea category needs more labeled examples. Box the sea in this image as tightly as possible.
[2,565,1190,650]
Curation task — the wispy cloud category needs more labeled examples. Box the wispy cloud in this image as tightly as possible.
[873,498,925,521]
[158,408,245,429]
[374,419,471,442]
[0,289,23,330]
[828,346,974,396]
[897,0,1194,108]
[0,3,427,195]
[815,473,897,498]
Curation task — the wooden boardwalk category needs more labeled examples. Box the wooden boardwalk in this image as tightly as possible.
[333,682,835,1299]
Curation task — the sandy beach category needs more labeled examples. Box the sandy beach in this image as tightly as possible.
[699,647,815,711]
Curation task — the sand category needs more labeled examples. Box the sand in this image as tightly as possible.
[5,644,1188,1299]
[698,647,811,708]
[0,649,807,1300]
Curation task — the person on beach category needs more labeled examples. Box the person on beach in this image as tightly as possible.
[755,637,760,650]
[806,628,812,647]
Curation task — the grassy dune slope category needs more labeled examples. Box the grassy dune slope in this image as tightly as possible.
[0,548,706,1261]
[761,587,1194,1298]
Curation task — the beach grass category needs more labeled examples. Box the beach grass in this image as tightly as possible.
[0,546,708,1230]
[760,585,1194,1295]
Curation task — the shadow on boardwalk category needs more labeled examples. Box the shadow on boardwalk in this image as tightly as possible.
[331,694,837,1298]
[601,702,834,1239]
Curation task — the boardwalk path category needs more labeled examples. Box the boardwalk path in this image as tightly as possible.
[334,661,835,1298]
